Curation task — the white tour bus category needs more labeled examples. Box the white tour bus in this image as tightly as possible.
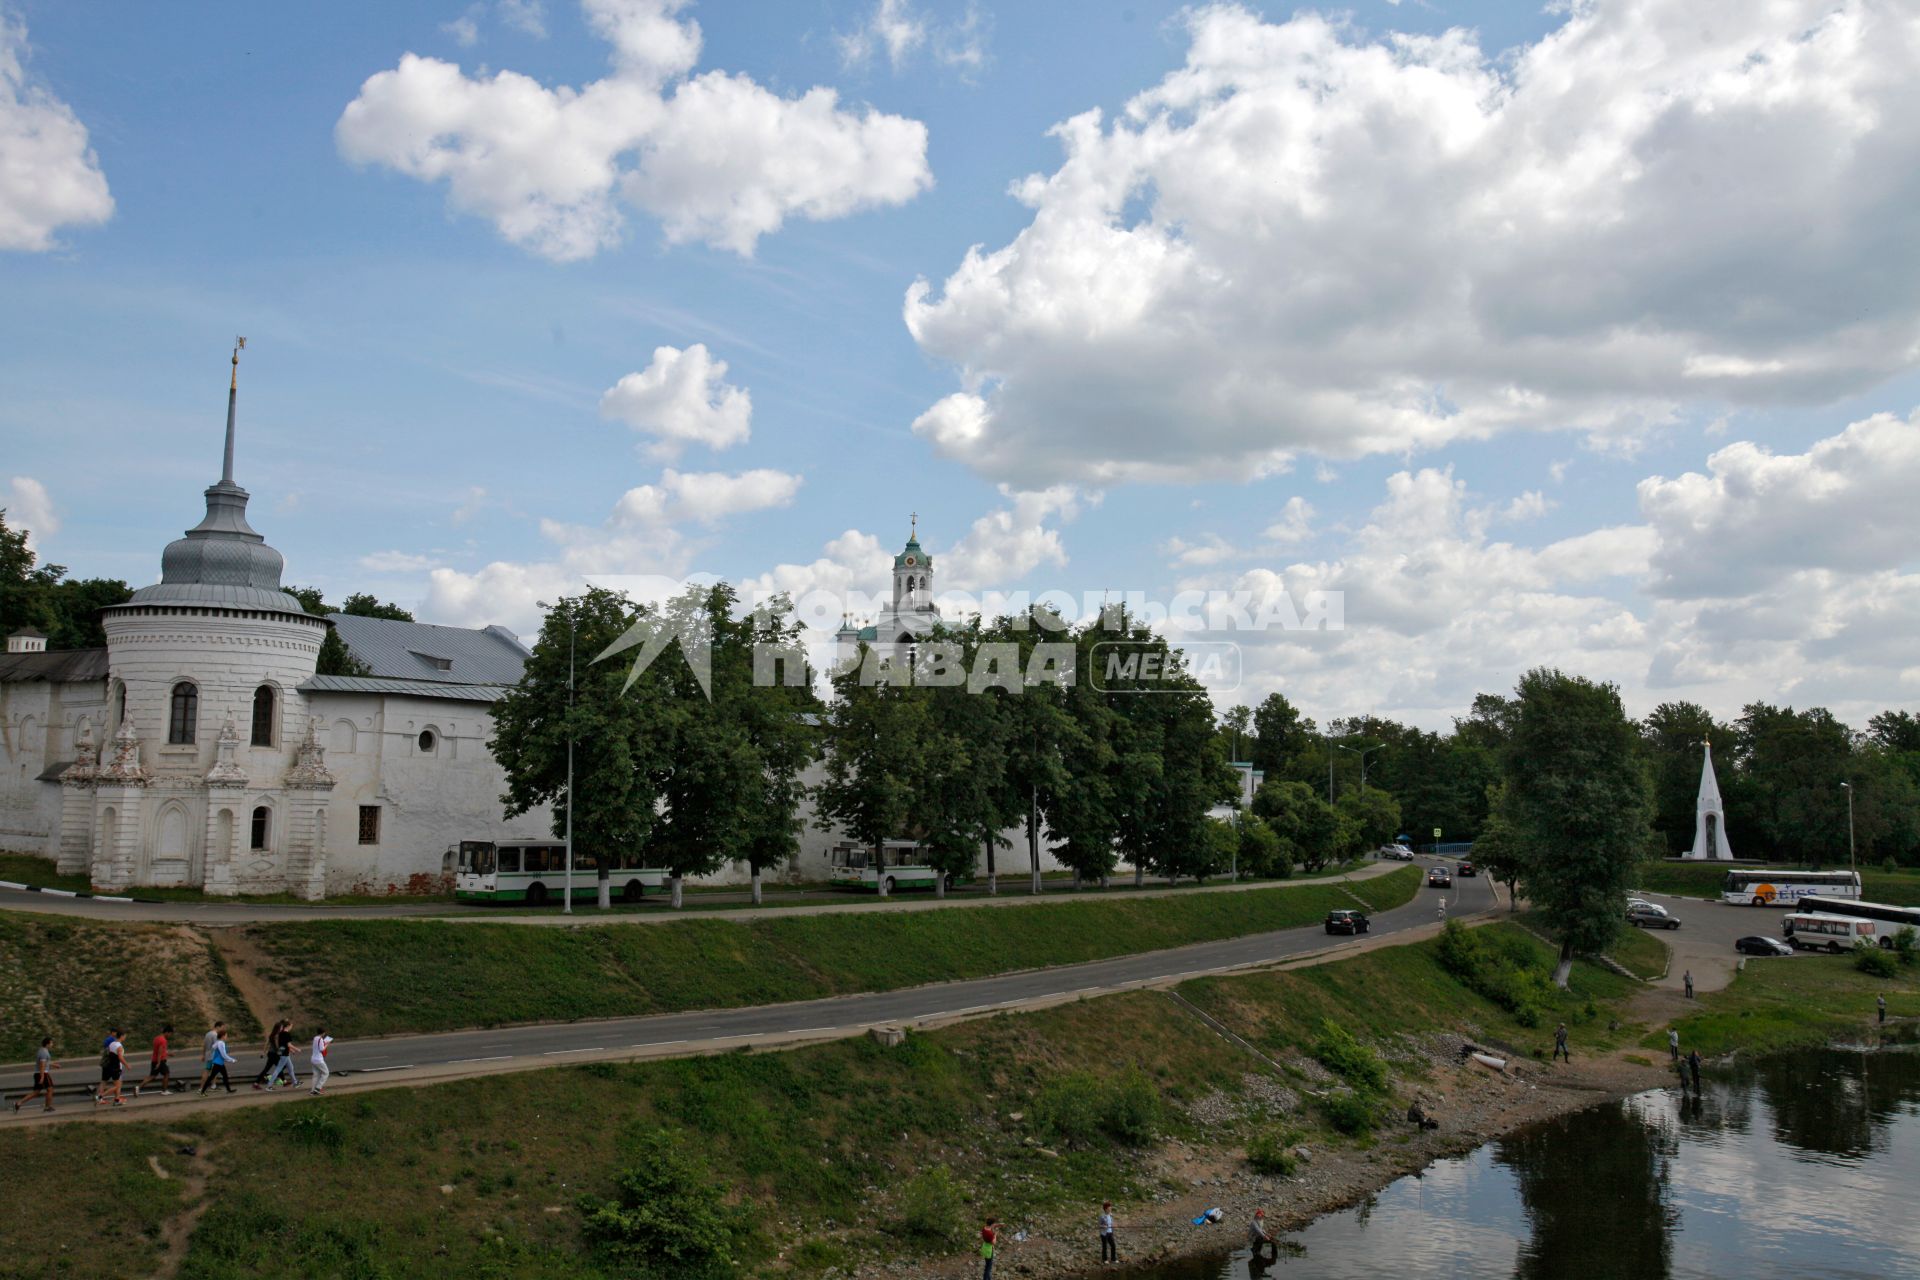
[1721,868,1861,907]
[1805,898,1920,948]
[1783,911,1886,953]
[456,840,667,905]
[827,840,952,893]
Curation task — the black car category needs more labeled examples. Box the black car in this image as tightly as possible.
[1457,860,1478,877]
[1735,935,1793,957]
[1427,867,1453,888]
[1325,908,1370,935]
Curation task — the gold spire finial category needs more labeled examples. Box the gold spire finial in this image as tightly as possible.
[231,336,246,391]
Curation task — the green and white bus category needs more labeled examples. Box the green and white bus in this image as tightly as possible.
[827,841,953,894]
[456,840,667,905]
[1721,867,1860,907]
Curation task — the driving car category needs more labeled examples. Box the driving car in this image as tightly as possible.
[1626,902,1681,930]
[1427,866,1453,888]
[1380,844,1416,861]
[1324,908,1371,935]
[1457,860,1478,877]
[1735,935,1793,957]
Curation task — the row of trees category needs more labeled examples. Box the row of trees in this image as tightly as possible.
[1216,688,1920,869]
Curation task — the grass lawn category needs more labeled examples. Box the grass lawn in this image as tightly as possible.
[1634,860,1920,905]
[1606,923,1670,981]
[1650,950,1920,1058]
[0,913,1631,1279]
[0,914,257,1061]
[242,866,1423,1039]
[0,852,88,893]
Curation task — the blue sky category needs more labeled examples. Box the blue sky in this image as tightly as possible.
[5,1,1920,728]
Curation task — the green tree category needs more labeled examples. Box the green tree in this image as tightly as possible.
[733,595,821,905]
[1220,703,1253,762]
[1252,779,1344,873]
[491,588,667,908]
[285,586,370,676]
[984,608,1081,894]
[1501,668,1652,986]
[0,509,132,650]
[581,1129,752,1273]
[1336,786,1402,855]
[1471,783,1527,912]
[1250,691,1315,778]
[816,642,922,900]
[337,592,414,621]
[1735,703,1853,865]
[43,577,133,649]
[1235,812,1287,878]
[1639,702,1736,856]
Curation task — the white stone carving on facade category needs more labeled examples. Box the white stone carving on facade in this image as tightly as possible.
[60,718,99,786]
[284,716,335,789]
[97,719,151,786]
[204,715,249,787]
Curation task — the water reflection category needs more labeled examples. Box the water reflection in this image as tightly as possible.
[1124,1042,1920,1280]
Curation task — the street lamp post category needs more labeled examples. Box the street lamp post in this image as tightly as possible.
[537,599,576,914]
[1842,781,1855,876]
[1337,743,1382,792]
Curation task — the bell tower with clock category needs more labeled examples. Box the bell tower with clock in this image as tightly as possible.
[892,511,933,616]
[836,514,942,663]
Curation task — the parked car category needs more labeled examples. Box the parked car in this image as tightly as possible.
[1427,866,1454,888]
[1626,902,1681,930]
[1457,860,1478,877]
[1380,844,1416,861]
[1735,935,1793,957]
[1325,908,1371,935]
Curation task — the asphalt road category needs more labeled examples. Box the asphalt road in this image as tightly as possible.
[2,862,1494,1103]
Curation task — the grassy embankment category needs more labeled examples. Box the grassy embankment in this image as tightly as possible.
[0,919,1645,1280]
[0,913,257,1061]
[1634,860,1920,904]
[0,867,1419,1058]
[1605,923,1670,981]
[240,866,1422,1038]
[1651,950,1920,1057]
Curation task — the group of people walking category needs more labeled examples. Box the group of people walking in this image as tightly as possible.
[975,1201,1285,1274]
[11,1018,333,1114]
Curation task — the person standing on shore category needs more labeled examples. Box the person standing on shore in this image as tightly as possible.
[1879,995,1887,1024]
[1683,970,1694,999]
[1248,1209,1278,1263]
[1552,1022,1571,1063]
[1668,1028,1681,1064]
[12,1038,57,1113]
[979,1216,998,1279]
[1098,1201,1117,1264]
[308,1029,333,1095]
[1687,1048,1703,1095]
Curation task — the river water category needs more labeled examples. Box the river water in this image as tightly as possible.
[1135,1038,1919,1279]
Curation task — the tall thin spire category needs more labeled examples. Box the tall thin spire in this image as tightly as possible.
[222,336,247,485]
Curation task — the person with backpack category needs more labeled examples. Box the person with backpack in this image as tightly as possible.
[979,1216,998,1279]
[135,1024,174,1097]
[308,1028,333,1095]
[12,1038,57,1114]
[95,1030,128,1107]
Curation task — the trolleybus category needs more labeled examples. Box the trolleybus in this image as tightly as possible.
[456,840,667,904]
[827,841,955,893]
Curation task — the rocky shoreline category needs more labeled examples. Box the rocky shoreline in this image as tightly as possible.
[868,1034,1671,1279]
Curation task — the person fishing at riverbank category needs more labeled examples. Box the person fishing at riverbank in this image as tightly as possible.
[1098,1201,1117,1264]
[1687,1048,1703,1095]
[979,1216,998,1279]
[1248,1208,1278,1263]
[1553,1022,1571,1063]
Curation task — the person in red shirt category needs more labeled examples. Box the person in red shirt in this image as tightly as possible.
[135,1024,174,1097]
[979,1216,998,1279]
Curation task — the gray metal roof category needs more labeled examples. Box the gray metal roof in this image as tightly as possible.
[0,647,110,685]
[325,614,530,686]
[120,581,314,614]
[299,674,512,703]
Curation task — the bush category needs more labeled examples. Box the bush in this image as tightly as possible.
[581,1129,750,1274]
[277,1108,344,1152]
[1246,1129,1301,1176]
[1313,1020,1387,1094]
[1318,1090,1382,1137]
[1892,926,1918,967]
[1032,1067,1164,1148]
[892,1168,966,1245]
[1434,920,1554,1025]
[1854,942,1900,979]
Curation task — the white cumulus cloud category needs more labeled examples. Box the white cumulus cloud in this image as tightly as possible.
[0,15,113,252]
[905,1,1920,485]
[5,475,56,549]
[336,0,931,261]
[600,343,751,456]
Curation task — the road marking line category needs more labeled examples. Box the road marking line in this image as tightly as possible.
[448,1056,511,1064]
[542,1047,605,1055]
[791,1027,836,1034]
[357,1065,411,1073]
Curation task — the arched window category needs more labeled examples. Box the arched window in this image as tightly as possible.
[251,686,275,747]
[167,682,198,745]
[418,729,437,754]
[114,682,127,729]
[250,805,271,851]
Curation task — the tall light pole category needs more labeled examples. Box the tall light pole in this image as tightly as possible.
[1337,742,1382,792]
[537,599,576,914]
[1842,781,1855,876]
